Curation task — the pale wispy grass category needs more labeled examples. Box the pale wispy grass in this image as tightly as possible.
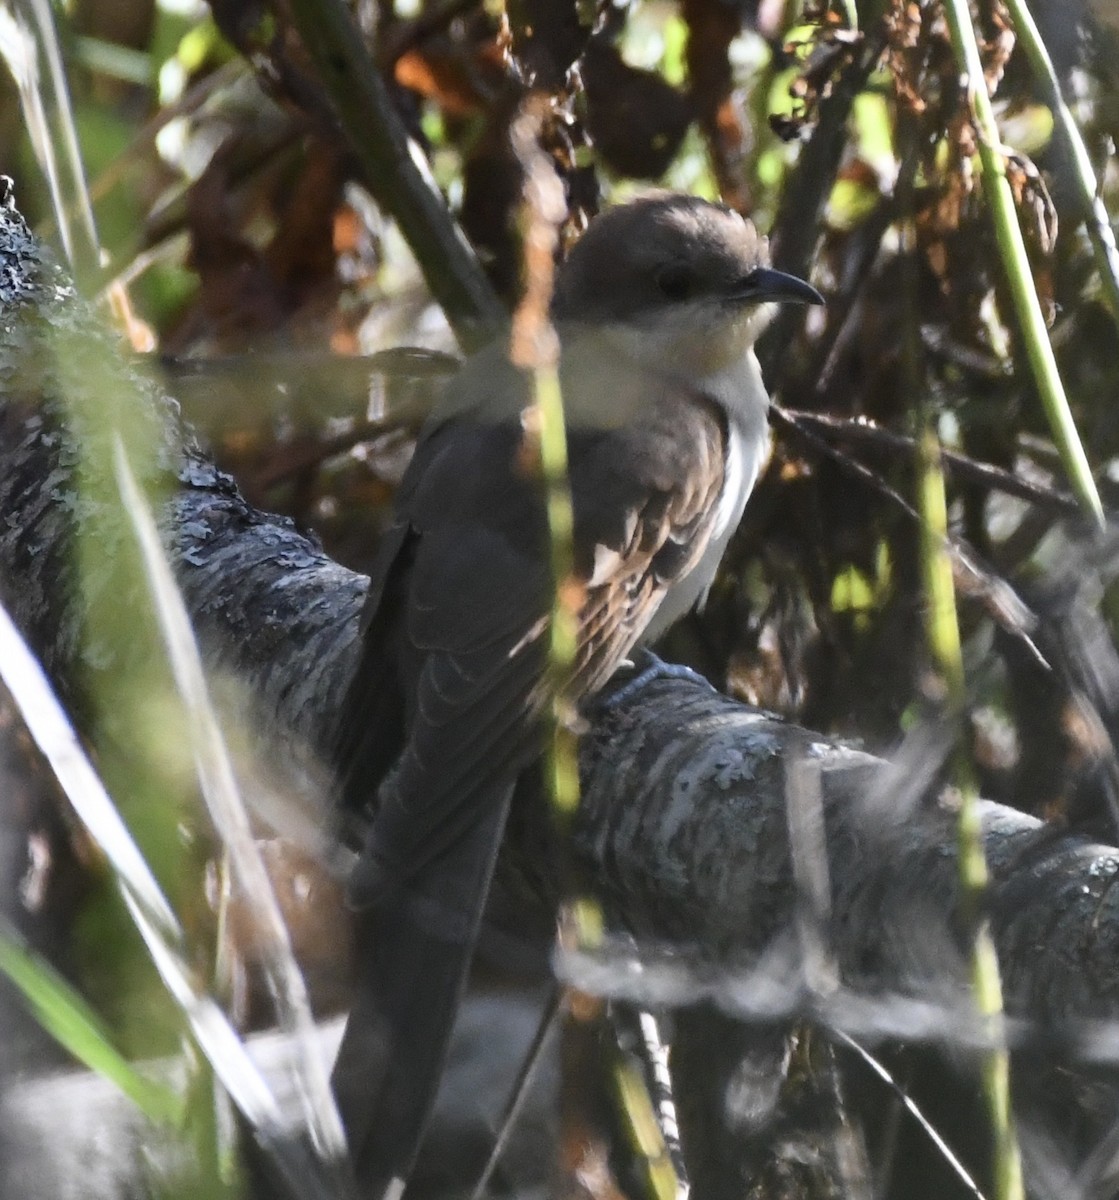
[113,435,346,1163]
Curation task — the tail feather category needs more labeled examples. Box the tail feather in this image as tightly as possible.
[332,788,513,1197]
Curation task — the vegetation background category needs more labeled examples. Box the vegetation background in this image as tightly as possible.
[3,0,1119,1197]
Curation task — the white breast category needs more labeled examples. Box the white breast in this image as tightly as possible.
[641,350,771,641]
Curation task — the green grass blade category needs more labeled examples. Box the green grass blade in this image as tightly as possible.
[113,436,347,1161]
[1002,0,1119,324]
[0,918,182,1123]
[941,0,1104,526]
[0,596,342,1194]
[0,597,180,942]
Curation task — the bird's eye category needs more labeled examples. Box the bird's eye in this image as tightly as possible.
[655,264,693,302]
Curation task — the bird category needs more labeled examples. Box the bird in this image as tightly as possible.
[331,192,822,1198]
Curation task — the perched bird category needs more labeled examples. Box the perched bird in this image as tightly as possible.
[332,193,822,1197]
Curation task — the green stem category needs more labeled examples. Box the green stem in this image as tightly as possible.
[1002,0,1119,324]
[506,99,581,826]
[534,358,581,821]
[917,431,966,699]
[940,0,1104,526]
[917,428,1024,1200]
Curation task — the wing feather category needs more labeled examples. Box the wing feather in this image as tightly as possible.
[338,343,729,893]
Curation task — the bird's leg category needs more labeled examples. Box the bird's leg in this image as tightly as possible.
[602,648,716,709]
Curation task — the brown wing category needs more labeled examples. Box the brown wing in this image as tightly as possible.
[335,339,727,894]
[566,379,726,696]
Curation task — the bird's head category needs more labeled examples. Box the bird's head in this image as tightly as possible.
[552,193,822,379]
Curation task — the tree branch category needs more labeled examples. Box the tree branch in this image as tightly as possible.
[208,0,506,351]
[2,190,1119,1091]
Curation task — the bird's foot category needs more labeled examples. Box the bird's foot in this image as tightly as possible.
[601,649,715,709]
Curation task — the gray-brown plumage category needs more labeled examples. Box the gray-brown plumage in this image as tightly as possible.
[332,193,822,1197]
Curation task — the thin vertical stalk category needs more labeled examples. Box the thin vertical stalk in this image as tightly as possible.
[508,100,580,825]
[536,357,582,821]
[940,0,1103,526]
[114,439,347,1162]
[900,104,1024,1189]
[1001,0,1119,324]
[916,430,1023,1200]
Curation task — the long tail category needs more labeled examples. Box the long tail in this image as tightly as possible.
[332,789,513,1198]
